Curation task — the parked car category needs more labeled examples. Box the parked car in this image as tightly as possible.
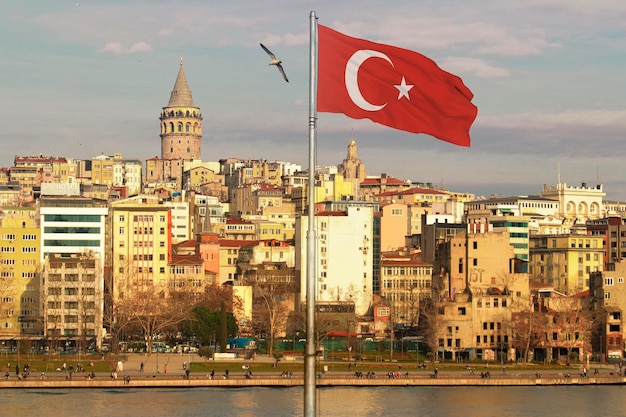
[174,344,198,353]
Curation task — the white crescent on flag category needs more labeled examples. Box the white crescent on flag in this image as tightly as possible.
[344,49,393,112]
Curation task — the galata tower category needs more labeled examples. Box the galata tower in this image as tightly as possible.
[159,57,202,160]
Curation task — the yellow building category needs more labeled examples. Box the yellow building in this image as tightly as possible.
[256,221,285,241]
[110,196,172,298]
[439,231,517,298]
[261,201,297,241]
[529,234,603,294]
[380,252,433,326]
[91,155,114,187]
[315,173,355,203]
[434,273,531,362]
[218,240,258,285]
[51,157,70,183]
[0,207,41,345]
[183,165,222,188]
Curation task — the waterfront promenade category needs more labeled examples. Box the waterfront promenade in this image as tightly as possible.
[1,353,625,389]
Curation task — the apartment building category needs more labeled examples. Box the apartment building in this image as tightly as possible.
[110,195,172,297]
[296,206,374,316]
[529,234,603,294]
[0,207,40,346]
[38,196,108,350]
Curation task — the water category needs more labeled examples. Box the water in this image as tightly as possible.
[4,386,624,416]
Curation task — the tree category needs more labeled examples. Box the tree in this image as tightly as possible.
[549,296,594,363]
[418,297,444,362]
[103,259,141,355]
[116,285,193,354]
[183,305,237,347]
[510,289,542,363]
[252,282,294,358]
[197,284,240,312]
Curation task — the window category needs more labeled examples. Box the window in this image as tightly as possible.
[605,277,614,286]
[64,288,78,296]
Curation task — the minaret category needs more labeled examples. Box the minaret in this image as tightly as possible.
[160,57,203,161]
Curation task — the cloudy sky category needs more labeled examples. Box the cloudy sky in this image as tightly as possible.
[2,1,625,199]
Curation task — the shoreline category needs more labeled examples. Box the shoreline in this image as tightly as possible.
[2,372,624,389]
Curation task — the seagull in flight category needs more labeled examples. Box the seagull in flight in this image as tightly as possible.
[260,43,288,82]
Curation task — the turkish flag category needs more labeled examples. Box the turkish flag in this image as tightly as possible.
[317,24,477,147]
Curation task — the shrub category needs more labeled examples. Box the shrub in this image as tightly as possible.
[198,346,213,360]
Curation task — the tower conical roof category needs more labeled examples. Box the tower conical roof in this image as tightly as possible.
[167,57,196,107]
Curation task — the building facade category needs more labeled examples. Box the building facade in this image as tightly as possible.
[39,196,108,350]
[296,206,374,316]
[0,207,40,346]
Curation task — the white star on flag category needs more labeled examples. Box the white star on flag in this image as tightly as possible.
[394,77,413,100]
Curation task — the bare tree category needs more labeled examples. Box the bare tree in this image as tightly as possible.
[196,284,242,313]
[548,296,594,363]
[116,285,193,354]
[418,297,444,363]
[252,282,293,358]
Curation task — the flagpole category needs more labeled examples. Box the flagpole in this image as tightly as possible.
[304,10,318,417]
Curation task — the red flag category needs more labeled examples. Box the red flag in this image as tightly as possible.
[317,24,477,146]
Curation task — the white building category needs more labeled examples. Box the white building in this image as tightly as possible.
[38,196,109,350]
[296,206,373,316]
[165,200,190,243]
[540,182,605,224]
[39,196,108,261]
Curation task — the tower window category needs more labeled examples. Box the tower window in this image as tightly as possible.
[177,123,183,132]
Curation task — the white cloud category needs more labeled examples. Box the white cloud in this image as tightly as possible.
[129,42,153,53]
[522,0,626,14]
[438,57,510,78]
[99,41,153,54]
[480,109,626,129]
[475,36,558,57]
[99,42,124,54]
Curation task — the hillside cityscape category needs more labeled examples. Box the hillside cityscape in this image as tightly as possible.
[2,60,626,366]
